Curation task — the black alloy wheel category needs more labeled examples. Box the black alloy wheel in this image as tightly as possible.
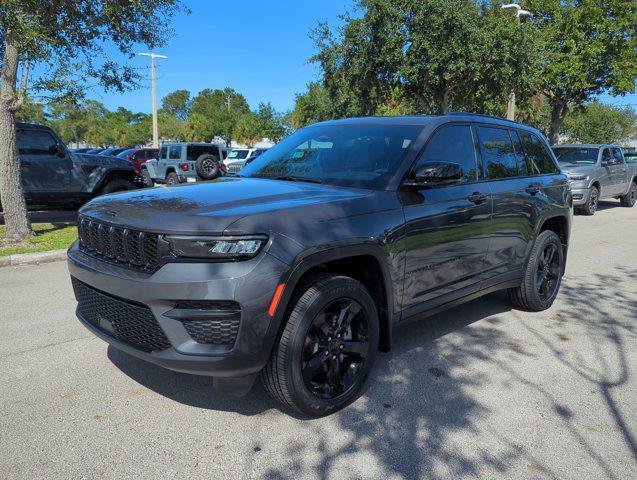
[536,242,561,302]
[301,298,370,399]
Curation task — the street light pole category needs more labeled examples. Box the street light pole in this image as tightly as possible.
[138,52,167,148]
[501,3,532,121]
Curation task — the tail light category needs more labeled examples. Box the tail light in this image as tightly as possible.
[180,163,190,171]
[221,163,227,172]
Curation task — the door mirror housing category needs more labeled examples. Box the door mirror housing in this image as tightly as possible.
[403,162,463,189]
[49,143,66,158]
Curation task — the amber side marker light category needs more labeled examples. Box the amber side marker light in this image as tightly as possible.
[268,284,286,317]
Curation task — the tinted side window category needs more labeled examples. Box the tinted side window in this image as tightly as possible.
[601,148,612,164]
[477,127,518,179]
[186,145,220,160]
[510,130,529,176]
[612,148,624,164]
[519,131,559,174]
[159,147,167,159]
[416,125,478,183]
[169,146,181,160]
[17,130,57,155]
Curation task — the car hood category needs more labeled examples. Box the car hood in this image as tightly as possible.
[79,177,384,235]
[74,153,134,170]
[558,164,597,176]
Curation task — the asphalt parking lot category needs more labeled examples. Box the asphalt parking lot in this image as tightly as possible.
[1,200,635,480]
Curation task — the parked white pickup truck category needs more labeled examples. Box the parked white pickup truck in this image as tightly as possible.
[142,142,229,185]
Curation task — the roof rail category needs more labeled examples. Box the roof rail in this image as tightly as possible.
[446,111,527,126]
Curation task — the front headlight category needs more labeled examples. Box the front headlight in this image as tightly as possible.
[567,174,589,182]
[166,235,268,259]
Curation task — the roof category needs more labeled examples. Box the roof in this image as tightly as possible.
[553,143,619,148]
[313,112,536,130]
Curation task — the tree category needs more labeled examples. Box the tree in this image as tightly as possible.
[291,82,334,129]
[48,99,108,146]
[0,0,185,242]
[309,0,538,117]
[234,112,262,148]
[161,89,191,121]
[188,88,250,145]
[563,101,637,145]
[255,102,289,142]
[526,0,637,144]
[15,97,47,124]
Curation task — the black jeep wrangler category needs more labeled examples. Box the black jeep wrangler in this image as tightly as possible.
[68,114,572,416]
[6,123,138,210]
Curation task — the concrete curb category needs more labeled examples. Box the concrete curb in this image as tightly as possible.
[0,248,67,268]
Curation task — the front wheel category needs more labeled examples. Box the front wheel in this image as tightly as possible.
[508,230,564,311]
[620,182,636,207]
[100,178,135,195]
[261,274,379,417]
[577,186,599,215]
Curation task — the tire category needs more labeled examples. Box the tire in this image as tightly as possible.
[140,168,154,187]
[577,185,599,216]
[619,182,637,207]
[100,178,135,195]
[261,274,379,417]
[508,230,564,312]
[166,172,180,186]
[195,154,220,180]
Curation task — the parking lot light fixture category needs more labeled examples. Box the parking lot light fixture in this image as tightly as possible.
[138,52,168,148]
[501,3,533,120]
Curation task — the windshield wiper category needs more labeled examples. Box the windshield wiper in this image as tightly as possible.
[271,175,323,184]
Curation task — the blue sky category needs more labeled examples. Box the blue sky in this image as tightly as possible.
[65,0,636,114]
[92,0,353,114]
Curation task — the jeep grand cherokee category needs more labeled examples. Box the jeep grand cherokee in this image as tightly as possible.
[67,114,572,416]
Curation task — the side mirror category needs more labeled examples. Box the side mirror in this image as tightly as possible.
[403,162,463,189]
[49,143,66,158]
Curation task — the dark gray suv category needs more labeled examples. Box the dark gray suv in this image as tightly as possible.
[68,114,572,416]
[6,123,138,210]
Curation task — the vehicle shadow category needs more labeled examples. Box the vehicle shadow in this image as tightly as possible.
[108,291,515,420]
[0,209,77,226]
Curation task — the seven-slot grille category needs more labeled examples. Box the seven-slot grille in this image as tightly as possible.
[78,216,159,271]
[72,278,171,352]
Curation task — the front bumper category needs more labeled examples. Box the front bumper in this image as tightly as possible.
[570,186,589,205]
[67,241,287,386]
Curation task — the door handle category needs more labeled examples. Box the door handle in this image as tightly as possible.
[525,185,540,195]
[467,192,488,204]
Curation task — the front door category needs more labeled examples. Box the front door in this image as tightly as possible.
[599,148,616,196]
[402,124,492,311]
[17,128,71,194]
[611,147,629,195]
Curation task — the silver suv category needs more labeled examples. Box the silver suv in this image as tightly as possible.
[553,144,637,215]
[143,142,229,185]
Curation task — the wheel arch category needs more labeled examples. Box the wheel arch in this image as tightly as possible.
[272,245,395,353]
[94,168,136,193]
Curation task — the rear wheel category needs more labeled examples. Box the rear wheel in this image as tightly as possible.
[508,230,564,311]
[262,274,379,417]
[166,172,180,186]
[577,185,599,216]
[620,182,636,207]
[100,178,135,195]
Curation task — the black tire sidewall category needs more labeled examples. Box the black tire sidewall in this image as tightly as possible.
[584,186,599,215]
[101,179,135,194]
[195,154,220,180]
[529,231,564,310]
[284,277,379,416]
[166,172,179,185]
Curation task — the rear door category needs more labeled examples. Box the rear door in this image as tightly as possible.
[402,124,492,309]
[476,126,540,276]
[17,128,71,193]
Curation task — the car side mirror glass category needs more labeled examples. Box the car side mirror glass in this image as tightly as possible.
[404,161,463,189]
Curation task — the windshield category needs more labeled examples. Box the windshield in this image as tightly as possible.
[228,150,249,160]
[552,147,598,165]
[116,149,136,158]
[238,124,422,189]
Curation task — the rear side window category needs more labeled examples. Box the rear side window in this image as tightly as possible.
[612,148,624,164]
[519,131,559,174]
[477,127,518,179]
[416,125,479,183]
[510,131,529,176]
[17,130,57,155]
[159,147,167,159]
[186,145,220,160]
[169,146,181,159]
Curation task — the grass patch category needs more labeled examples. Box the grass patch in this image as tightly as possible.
[0,223,77,256]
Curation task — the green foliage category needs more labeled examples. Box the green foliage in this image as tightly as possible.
[303,0,539,120]
[255,102,289,142]
[525,0,637,143]
[563,102,637,144]
[290,83,334,129]
[234,112,262,148]
[15,98,47,124]
[161,89,191,121]
[188,88,250,145]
